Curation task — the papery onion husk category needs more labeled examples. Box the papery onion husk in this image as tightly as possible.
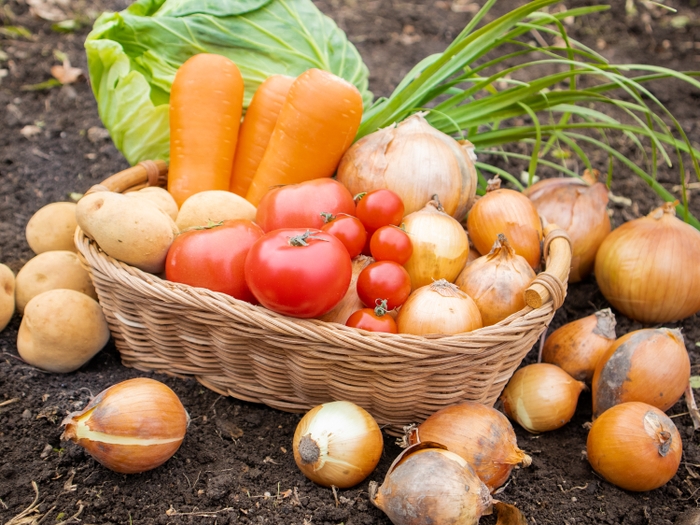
[408,401,532,492]
[396,279,482,335]
[586,401,682,492]
[594,201,700,323]
[402,199,470,290]
[336,113,478,220]
[467,176,543,270]
[455,233,536,326]
[524,169,611,282]
[500,363,585,434]
[318,255,373,324]
[591,328,690,418]
[370,442,493,525]
[541,308,617,384]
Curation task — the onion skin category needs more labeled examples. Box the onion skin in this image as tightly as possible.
[337,113,478,220]
[524,170,611,282]
[586,402,682,492]
[61,378,189,474]
[467,177,543,270]
[455,234,536,326]
[500,363,585,434]
[409,401,531,492]
[594,202,700,323]
[541,309,617,384]
[591,328,690,418]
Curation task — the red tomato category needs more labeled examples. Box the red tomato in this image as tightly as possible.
[244,229,352,318]
[355,189,405,232]
[165,219,264,303]
[346,306,398,333]
[256,179,356,232]
[321,214,367,258]
[356,260,411,310]
[370,225,413,264]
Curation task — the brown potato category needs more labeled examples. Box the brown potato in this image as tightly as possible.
[175,190,256,231]
[126,186,179,220]
[17,289,110,373]
[0,263,15,332]
[25,201,78,254]
[15,251,97,313]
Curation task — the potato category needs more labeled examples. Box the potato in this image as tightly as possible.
[0,264,15,331]
[76,191,179,274]
[176,190,256,231]
[17,289,110,373]
[126,186,178,221]
[25,201,78,254]
[15,251,97,314]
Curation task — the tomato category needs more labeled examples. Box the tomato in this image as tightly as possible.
[356,260,411,310]
[244,229,352,318]
[256,178,356,232]
[321,214,367,258]
[370,225,413,264]
[346,304,398,333]
[355,189,405,232]
[165,219,264,303]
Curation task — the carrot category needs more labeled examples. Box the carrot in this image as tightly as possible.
[229,74,295,197]
[168,53,244,208]
[245,68,364,206]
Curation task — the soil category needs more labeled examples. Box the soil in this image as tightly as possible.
[1,0,700,524]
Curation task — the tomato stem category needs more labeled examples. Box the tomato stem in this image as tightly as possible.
[288,230,329,247]
[374,299,389,317]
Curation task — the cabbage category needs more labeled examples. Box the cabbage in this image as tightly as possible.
[85,0,372,165]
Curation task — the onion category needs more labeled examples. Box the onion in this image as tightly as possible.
[591,328,690,418]
[586,402,682,491]
[500,363,585,433]
[467,176,543,270]
[292,400,383,488]
[336,113,478,219]
[318,255,373,324]
[541,308,617,384]
[524,169,611,282]
[455,234,536,326]
[408,401,532,492]
[396,279,483,335]
[594,201,700,323]
[369,442,493,525]
[402,199,470,290]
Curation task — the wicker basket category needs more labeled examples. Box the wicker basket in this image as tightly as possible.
[76,160,572,435]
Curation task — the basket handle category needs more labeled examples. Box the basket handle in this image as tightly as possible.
[86,160,169,195]
[524,224,572,309]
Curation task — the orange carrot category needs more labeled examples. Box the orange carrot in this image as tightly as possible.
[245,68,363,206]
[229,74,295,197]
[168,53,244,208]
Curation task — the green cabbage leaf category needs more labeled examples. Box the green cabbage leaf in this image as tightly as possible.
[85,0,372,165]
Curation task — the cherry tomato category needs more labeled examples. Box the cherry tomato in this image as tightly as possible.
[356,260,411,310]
[256,179,356,232]
[355,189,405,232]
[370,225,413,265]
[244,229,352,318]
[165,219,264,303]
[346,302,398,333]
[321,214,367,258]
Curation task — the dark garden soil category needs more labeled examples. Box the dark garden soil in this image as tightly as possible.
[2,0,700,524]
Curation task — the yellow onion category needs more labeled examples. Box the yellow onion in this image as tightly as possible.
[541,308,617,384]
[402,199,470,290]
[61,378,189,474]
[500,363,585,434]
[455,234,536,326]
[292,400,383,488]
[370,442,492,525]
[408,401,532,492]
[591,328,690,418]
[524,170,611,282]
[467,176,543,270]
[586,401,682,491]
[396,279,482,335]
[318,255,373,324]
[594,201,700,323]
[336,113,477,219]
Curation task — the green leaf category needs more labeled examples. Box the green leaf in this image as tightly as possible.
[690,376,700,389]
[85,0,371,164]
[52,20,83,33]
[0,26,33,39]
[20,79,62,91]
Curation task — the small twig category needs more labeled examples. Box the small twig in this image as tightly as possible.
[685,384,700,431]
[61,504,84,524]
[0,398,19,407]
[530,28,549,48]
[331,485,340,507]
[6,481,41,525]
[0,497,7,509]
